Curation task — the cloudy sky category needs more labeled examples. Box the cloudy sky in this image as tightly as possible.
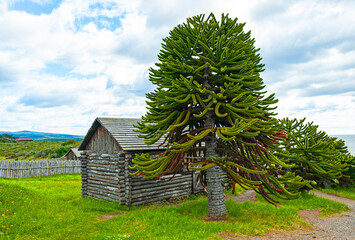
[0,0,354,136]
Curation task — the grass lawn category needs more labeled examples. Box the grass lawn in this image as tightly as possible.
[256,190,350,216]
[320,185,355,200]
[0,174,350,239]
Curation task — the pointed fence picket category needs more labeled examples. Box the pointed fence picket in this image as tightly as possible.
[0,159,81,178]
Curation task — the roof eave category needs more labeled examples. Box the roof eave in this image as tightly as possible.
[78,118,101,151]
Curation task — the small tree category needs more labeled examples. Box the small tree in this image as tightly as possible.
[130,13,305,218]
[276,118,354,187]
[0,134,18,143]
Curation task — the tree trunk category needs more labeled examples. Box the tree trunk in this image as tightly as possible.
[205,111,228,218]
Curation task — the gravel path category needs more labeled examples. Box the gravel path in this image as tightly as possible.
[222,190,355,240]
[308,191,355,240]
[225,189,257,203]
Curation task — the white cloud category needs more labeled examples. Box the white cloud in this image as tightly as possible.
[0,0,354,136]
[276,94,355,134]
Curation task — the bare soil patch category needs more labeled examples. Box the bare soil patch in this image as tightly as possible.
[225,189,257,203]
[298,209,321,221]
[203,215,230,222]
[100,212,127,220]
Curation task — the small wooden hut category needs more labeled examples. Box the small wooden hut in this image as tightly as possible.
[79,118,203,206]
[64,148,83,160]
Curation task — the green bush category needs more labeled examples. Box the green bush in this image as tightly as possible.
[0,140,81,161]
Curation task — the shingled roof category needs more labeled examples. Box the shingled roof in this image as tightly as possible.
[64,147,83,158]
[78,118,166,151]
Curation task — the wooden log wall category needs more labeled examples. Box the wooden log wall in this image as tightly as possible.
[80,150,227,206]
[0,159,81,178]
[123,153,133,205]
[80,151,88,198]
[81,151,125,202]
[130,174,194,206]
[124,151,201,206]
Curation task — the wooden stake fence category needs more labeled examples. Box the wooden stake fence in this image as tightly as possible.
[0,160,81,178]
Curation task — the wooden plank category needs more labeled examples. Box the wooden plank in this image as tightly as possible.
[131,180,192,192]
[86,167,119,175]
[87,185,119,194]
[131,191,192,206]
[131,185,192,200]
[87,177,119,187]
[131,174,191,183]
[0,160,80,178]
[131,176,192,187]
[131,181,191,193]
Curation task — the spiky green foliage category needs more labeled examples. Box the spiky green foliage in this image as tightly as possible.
[130,13,307,204]
[276,118,354,187]
[345,159,355,182]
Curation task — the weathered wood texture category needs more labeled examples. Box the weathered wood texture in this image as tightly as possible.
[0,160,81,178]
[78,118,221,206]
[80,151,89,198]
[79,118,166,152]
[81,151,124,202]
[66,151,78,160]
[80,150,205,206]
[130,174,194,206]
[84,125,122,154]
[65,148,82,160]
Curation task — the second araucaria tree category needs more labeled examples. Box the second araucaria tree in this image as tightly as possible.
[130,13,305,218]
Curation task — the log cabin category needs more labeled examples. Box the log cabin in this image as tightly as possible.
[64,148,83,160]
[79,118,204,206]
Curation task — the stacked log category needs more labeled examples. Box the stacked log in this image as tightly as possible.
[117,152,126,205]
[80,150,226,206]
[85,152,122,202]
[130,174,193,206]
[80,151,89,197]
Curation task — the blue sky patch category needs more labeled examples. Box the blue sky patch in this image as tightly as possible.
[44,62,72,77]
[43,62,98,79]
[74,15,123,31]
[18,92,77,108]
[9,0,62,15]
[73,3,125,31]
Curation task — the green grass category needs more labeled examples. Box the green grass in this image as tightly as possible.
[0,174,350,239]
[320,185,355,200]
[256,190,350,216]
[224,183,244,196]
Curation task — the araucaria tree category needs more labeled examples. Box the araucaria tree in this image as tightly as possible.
[130,13,305,218]
[276,118,354,187]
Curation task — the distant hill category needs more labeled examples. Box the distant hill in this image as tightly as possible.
[0,130,84,142]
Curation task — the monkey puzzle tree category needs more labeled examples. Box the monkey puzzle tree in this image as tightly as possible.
[130,13,305,218]
[275,118,354,187]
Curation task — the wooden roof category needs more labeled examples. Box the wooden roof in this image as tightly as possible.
[78,118,166,151]
[16,138,33,142]
[64,148,83,158]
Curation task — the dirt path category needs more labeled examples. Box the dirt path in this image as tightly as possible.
[225,189,257,203]
[223,190,355,240]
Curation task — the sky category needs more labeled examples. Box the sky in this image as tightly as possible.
[0,0,354,136]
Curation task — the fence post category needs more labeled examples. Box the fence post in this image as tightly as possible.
[0,159,81,178]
